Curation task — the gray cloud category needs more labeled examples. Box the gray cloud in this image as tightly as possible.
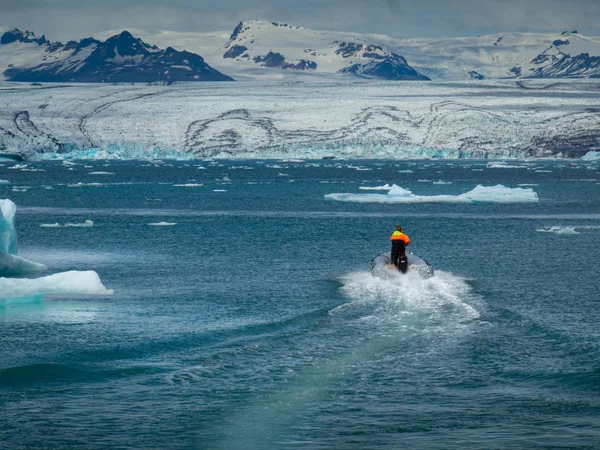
[1,0,599,41]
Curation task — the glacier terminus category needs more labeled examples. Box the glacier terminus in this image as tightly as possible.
[1,79,600,160]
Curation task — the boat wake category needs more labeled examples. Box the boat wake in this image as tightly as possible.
[332,269,480,327]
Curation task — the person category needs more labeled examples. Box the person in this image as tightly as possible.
[390,225,410,273]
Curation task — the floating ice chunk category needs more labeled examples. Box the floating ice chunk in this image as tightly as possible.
[487,163,527,169]
[40,220,93,228]
[582,151,600,161]
[398,169,414,173]
[0,270,113,302]
[0,180,9,184]
[8,164,27,170]
[387,185,413,197]
[278,173,290,177]
[536,226,579,235]
[68,182,105,187]
[65,220,93,228]
[173,183,203,187]
[518,183,538,187]
[359,184,392,191]
[88,171,115,175]
[148,222,177,226]
[325,184,538,204]
[213,189,227,192]
[433,180,452,185]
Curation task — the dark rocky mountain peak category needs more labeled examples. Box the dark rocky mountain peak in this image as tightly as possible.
[1,28,48,45]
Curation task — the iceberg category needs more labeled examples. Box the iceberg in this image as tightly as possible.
[0,198,112,303]
[325,184,539,204]
[582,151,600,161]
[359,184,392,191]
[536,226,579,235]
[0,199,46,275]
[0,271,113,303]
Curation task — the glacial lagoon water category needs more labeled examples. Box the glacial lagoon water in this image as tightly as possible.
[1,159,600,448]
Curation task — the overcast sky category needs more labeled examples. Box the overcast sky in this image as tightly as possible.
[2,0,599,41]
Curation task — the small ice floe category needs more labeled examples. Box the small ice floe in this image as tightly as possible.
[518,183,538,187]
[11,186,29,192]
[536,226,579,235]
[222,176,231,182]
[0,180,10,184]
[67,182,105,187]
[213,189,227,192]
[278,173,290,177]
[535,170,553,173]
[433,180,452,185]
[418,179,432,182]
[148,222,177,226]
[582,151,600,161]
[88,171,115,175]
[359,184,392,191]
[325,184,539,204]
[196,166,207,170]
[398,169,414,173]
[487,163,527,169]
[8,164,27,170]
[41,220,93,228]
[62,161,77,166]
[173,183,203,187]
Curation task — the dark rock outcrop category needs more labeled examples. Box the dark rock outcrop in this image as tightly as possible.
[253,52,286,67]
[223,45,248,59]
[340,53,430,80]
[282,59,317,70]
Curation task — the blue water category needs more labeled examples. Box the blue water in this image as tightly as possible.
[1,159,600,449]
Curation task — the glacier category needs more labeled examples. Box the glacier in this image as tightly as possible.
[325,184,539,204]
[0,198,112,303]
[0,80,599,160]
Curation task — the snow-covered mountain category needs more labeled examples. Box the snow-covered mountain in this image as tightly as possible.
[221,21,429,80]
[97,21,600,81]
[220,22,600,80]
[0,28,233,82]
[3,22,600,82]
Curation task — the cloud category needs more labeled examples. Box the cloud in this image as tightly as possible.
[1,0,599,41]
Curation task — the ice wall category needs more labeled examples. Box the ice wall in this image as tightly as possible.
[1,81,599,160]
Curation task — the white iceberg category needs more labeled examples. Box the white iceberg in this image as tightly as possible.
[0,198,112,302]
[0,270,113,303]
[359,184,392,191]
[536,226,580,235]
[582,151,600,161]
[40,220,94,228]
[148,222,177,226]
[325,184,539,204]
